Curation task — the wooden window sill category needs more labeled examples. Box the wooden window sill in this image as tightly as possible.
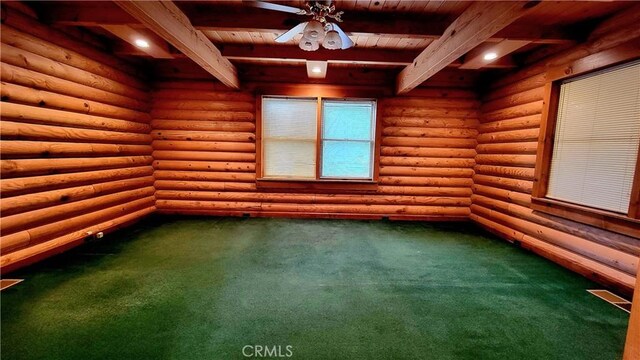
[256,178,379,193]
[530,197,640,238]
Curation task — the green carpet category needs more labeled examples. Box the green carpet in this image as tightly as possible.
[0,216,629,359]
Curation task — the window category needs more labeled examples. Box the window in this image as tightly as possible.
[321,100,376,179]
[546,61,640,214]
[262,97,317,179]
[532,57,640,237]
[260,96,377,181]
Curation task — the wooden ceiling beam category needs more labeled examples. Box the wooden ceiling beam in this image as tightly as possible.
[396,1,540,94]
[114,1,239,88]
[101,25,174,59]
[459,39,531,70]
[114,42,518,70]
[219,44,417,66]
[42,3,574,45]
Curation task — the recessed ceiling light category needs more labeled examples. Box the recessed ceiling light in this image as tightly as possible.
[306,60,327,79]
[483,52,498,61]
[134,39,150,48]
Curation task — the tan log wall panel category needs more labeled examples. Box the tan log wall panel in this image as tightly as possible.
[0,10,155,272]
[472,19,640,294]
[151,81,479,220]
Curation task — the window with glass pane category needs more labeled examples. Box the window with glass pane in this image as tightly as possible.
[262,97,317,179]
[321,100,376,179]
[547,60,640,213]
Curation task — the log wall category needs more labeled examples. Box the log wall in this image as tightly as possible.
[472,11,640,294]
[151,82,478,220]
[0,9,155,272]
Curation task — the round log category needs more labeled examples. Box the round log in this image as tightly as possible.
[151,140,255,153]
[476,142,538,155]
[1,43,148,100]
[156,199,470,216]
[377,186,472,196]
[0,166,154,197]
[382,117,478,129]
[154,180,257,192]
[478,115,541,133]
[151,119,255,132]
[0,141,152,159]
[1,120,149,144]
[475,154,536,167]
[380,156,475,168]
[382,137,476,148]
[470,212,636,291]
[1,62,147,111]
[1,102,151,133]
[379,166,474,177]
[0,206,155,271]
[383,107,478,119]
[1,196,155,253]
[155,190,471,206]
[151,130,255,143]
[152,150,255,162]
[481,87,544,113]
[1,156,153,178]
[1,176,155,216]
[153,160,255,172]
[482,101,543,123]
[382,127,478,139]
[1,187,155,235]
[1,82,150,123]
[153,170,255,182]
[477,128,540,144]
[153,88,254,102]
[472,174,533,193]
[152,99,254,112]
[474,165,534,180]
[380,146,476,158]
[151,109,254,121]
[379,176,473,187]
[0,19,144,87]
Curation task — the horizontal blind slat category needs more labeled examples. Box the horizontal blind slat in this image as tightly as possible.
[547,61,640,214]
[262,97,317,178]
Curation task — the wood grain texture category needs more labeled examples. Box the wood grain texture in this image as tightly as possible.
[114,0,238,88]
[150,82,478,219]
[396,1,539,94]
[624,262,640,360]
[472,21,640,295]
[0,17,153,272]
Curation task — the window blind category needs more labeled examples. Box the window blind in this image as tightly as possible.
[262,97,317,178]
[547,61,640,213]
[321,100,376,179]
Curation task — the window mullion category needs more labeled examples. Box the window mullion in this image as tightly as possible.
[316,97,323,180]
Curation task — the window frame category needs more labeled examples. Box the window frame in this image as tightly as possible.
[319,99,377,180]
[531,44,640,238]
[255,86,382,192]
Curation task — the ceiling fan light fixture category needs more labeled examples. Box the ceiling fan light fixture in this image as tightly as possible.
[303,20,325,41]
[322,30,342,50]
[299,36,319,51]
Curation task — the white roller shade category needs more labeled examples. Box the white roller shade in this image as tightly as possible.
[262,97,317,178]
[547,61,640,213]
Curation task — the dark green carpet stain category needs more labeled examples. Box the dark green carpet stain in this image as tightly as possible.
[1,216,629,359]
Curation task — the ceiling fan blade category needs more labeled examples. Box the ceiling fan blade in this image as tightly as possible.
[275,22,308,43]
[330,23,354,49]
[247,1,306,14]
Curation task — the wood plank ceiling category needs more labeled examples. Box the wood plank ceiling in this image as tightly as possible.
[29,0,636,88]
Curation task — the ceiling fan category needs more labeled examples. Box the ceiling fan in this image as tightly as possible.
[249,1,354,51]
